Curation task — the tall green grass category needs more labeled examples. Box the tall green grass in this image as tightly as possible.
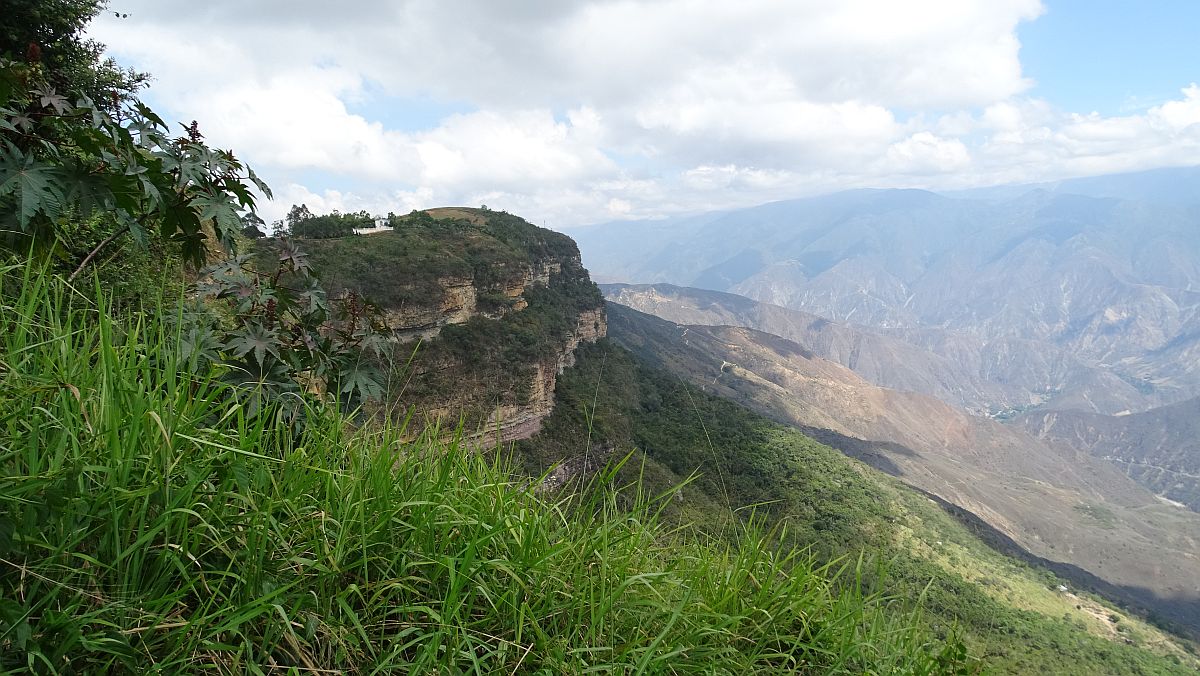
[0,262,966,673]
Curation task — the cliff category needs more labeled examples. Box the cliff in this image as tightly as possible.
[473,306,607,442]
[296,208,606,442]
[382,260,564,342]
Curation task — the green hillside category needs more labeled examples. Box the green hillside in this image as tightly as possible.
[519,338,1200,674]
[294,207,586,309]
[5,5,1195,672]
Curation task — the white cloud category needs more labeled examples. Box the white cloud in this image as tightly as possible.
[883,133,971,174]
[86,2,1198,226]
[606,198,633,216]
[413,109,615,188]
[974,84,1200,180]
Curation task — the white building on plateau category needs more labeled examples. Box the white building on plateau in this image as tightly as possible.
[353,218,391,235]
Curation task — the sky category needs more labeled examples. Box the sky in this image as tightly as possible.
[89,1,1200,228]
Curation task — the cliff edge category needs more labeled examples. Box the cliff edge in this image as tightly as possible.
[294,207,606,441]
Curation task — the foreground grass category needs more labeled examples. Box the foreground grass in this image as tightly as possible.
[0,264,965,673]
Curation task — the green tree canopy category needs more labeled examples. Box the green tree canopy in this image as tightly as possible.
[0,0,146,108]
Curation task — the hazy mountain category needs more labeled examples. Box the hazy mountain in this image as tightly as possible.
[573,167,1200,415]
[606,302,1200,633]
[951,166,1200,208]
[601,282,1136,416]
[1019,396,1200,513]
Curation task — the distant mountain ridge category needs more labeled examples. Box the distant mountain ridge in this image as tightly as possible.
[573,166,1200,415]
[605,282,1054,414]
[948,165,1200,208]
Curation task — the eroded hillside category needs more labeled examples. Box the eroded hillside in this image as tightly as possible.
[574,175,1200,416]
[1019,398,1200,513]
[603,282,1022,414]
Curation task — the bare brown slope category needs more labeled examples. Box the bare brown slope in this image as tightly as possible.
[1018,397,1200,513]
[602,282,1021,414]
[603,282,1161,418]
[607,302,1200,632]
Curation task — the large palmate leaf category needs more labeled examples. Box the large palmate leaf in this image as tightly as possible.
[227,323,280,367]
[0,154,63,228]
[193,191,243,249]
[188,242,385,422]
[1,59,270,274]
[339,362,384,401]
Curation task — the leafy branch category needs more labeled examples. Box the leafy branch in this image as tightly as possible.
[0,58,270,275]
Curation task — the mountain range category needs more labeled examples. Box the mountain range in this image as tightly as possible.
[573,167,1200,417]
[569,168,1200,638]
[157,204,1200,669]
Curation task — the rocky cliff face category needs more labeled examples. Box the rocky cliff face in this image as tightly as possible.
[473,306,607,443]
[382,260,564,342]
[378,251,605,443]
[299,208,606,445]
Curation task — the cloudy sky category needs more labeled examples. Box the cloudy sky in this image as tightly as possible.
[90,0,1200,228]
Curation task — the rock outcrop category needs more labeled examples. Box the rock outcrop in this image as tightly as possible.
[475,307,608,443]
[383,259,566,342]
[382,276,477,341]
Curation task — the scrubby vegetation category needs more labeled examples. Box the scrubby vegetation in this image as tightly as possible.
[521,340,1200,674]
[282,204,374,239]
[294,208,586,308]
[0,264,966,673]
[288,208,604,433]
[185,241,388,419]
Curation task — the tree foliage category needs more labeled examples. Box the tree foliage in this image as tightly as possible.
[0,0,147,108]
[0,4,385,422]
[285,204,374,239]
[0,58,270,274]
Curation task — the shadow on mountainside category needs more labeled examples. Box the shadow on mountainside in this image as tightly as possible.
[927,487,1200,641]
[791,424,917,478]
[801,424,1200,641]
